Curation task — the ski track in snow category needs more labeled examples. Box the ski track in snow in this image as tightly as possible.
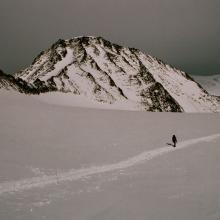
[1,133,220,196]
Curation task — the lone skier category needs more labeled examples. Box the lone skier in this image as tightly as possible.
[172,135,177,147]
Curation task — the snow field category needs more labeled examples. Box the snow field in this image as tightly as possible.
[1,91,220,220]
[0,133,220,195]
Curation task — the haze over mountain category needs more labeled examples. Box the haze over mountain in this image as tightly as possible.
[193,74,220,96]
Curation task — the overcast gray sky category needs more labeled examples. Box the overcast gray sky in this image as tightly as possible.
[0,0,220,75]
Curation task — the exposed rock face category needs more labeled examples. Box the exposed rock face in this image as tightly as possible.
[9,36,220,112]
[0,70,38,94]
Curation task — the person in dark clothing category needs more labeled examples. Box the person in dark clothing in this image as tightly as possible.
[172,135,177,147]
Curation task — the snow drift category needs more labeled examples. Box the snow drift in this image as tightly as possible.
[1,91,220,220]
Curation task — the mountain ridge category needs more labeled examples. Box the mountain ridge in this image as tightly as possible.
[2,36,220,112]
[0,69,38,93]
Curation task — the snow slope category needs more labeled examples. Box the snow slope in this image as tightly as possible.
[15,36,220,112]
[193,74,220,96]
[34,92,142,111]
[1,132,220,195]
[1,91,220,220]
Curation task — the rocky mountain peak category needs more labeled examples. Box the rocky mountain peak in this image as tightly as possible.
[12,36,220,112]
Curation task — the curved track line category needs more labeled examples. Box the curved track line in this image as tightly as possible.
[1,133,220,195]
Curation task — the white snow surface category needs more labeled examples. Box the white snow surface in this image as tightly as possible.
[34,92,143,110]
[1,132,220,195]
[41,48,74,82]
[1,91,220,220]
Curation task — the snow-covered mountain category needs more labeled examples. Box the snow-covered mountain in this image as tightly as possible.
[0,69,38,94]
[0,69,20,91]
[0,69,28,93]
[14,36,220,112]
[193,74,220,96]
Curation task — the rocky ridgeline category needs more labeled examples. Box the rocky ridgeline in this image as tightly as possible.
[1,36,220,112]
[0,70,39,94]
